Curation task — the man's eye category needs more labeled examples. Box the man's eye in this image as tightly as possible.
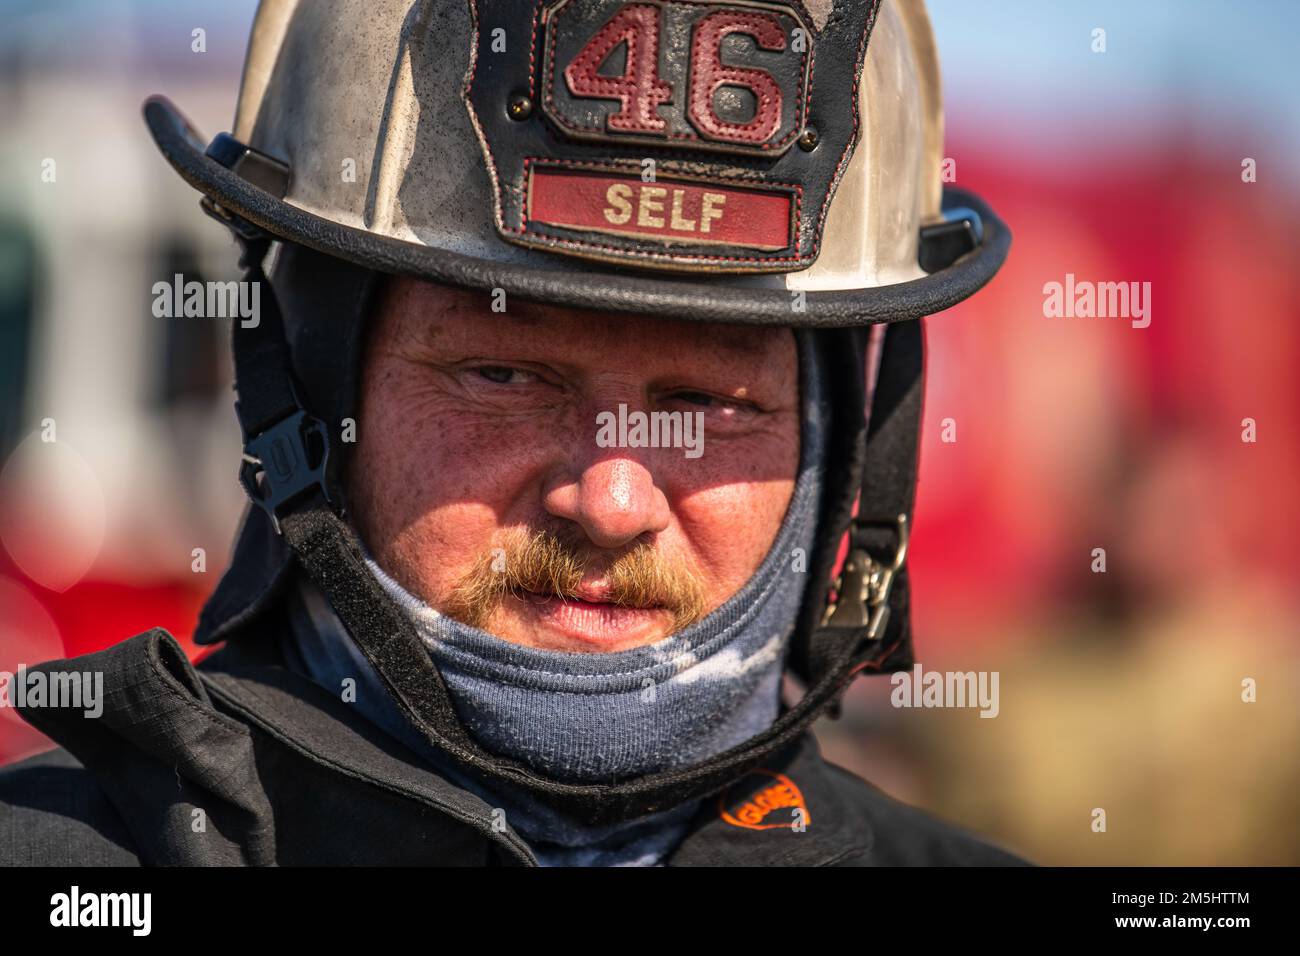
[474,366,534,385]
[669,391,749,412]
[663,390,758,423]
[672,391,718,407]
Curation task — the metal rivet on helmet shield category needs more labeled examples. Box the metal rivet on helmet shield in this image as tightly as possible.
[797,128,819,152]
[508,95,533,121]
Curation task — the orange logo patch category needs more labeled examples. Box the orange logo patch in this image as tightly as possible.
[719,770,810,831]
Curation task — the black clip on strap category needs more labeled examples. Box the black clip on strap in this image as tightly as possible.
[238,410,333,535]
[230,237,336,535]
[821,512,909,641]
[806,317,925,712]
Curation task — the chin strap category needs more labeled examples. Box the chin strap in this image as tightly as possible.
[229,237,922,826]
[805,312,922,698]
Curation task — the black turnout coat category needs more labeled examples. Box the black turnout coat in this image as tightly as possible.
[0,625,1025,867]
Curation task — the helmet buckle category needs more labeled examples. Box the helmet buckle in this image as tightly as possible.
[237,409,333,535]
[821,513,909,639]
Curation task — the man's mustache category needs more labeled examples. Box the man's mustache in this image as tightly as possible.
[443,528,706,633]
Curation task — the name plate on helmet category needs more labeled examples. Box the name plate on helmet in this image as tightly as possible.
[465,0,882,273]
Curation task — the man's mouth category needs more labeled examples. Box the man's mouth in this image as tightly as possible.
[514,585,672,649]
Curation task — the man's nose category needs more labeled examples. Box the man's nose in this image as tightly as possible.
[542,455,671,549]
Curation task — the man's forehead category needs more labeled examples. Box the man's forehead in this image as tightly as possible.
[396,277,792,360]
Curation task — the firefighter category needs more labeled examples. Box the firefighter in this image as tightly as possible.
[1,0,1021,866]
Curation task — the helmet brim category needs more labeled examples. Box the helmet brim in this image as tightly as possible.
[145,94,1010,328]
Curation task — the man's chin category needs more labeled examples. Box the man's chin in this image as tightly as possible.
[476,594,679,653]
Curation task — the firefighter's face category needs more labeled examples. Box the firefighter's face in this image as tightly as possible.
[347,276,801,653]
